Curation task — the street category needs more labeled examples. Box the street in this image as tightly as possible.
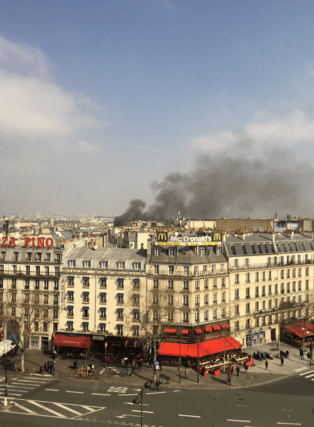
[1,374,314,426]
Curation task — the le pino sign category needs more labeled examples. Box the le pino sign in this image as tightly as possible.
[1,237,54,248]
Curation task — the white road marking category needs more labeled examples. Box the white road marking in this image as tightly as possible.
[277,423,301,426]
[132,410,154,414]
[174,390,181,392]
[0,392,22,396]
[305,373,314,378]
[29,400,67,418]
[294,367,309,372]
[146,391,166,395]
[16,380,46,385]
[298,370,314,376]
[11,384,35,388]
[66,391,84,394]
[227,420,250,423]
[53,403,83,415]
[179,414,201,418]
[23,377,48,381]
[108,386,128,393]
[118,393,137,396]
[46,389,59,392]
[91,393,111,396]
[81,405,99,412]
[124,402,149,406]
[14,402,37,415]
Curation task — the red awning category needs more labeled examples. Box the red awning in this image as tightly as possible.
[221,324,230,329]
[164,329,177,333]
[284,323,314,338]
[53,334,92,348]
[213,325,220,331]
[195,329,202,333]
[205,327,212,333]
[158,336,242,358]
[181,330,189,334]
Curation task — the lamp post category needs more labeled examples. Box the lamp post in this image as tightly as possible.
[132,388,143,427]
[179,336,181,384]
[197,306,200,384]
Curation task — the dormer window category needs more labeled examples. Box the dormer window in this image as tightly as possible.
[154,247,161,256]
[168,248,175,257]
[199,247,205,256]
[68,260,76,267]
[117,262,125,269]
[83,261,91,268]
[100,261,108,268]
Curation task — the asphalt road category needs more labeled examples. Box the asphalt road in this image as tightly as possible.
[1,375,314,427]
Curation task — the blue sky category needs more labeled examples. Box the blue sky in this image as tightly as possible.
[1,0,314,216]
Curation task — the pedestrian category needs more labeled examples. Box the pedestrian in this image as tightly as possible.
[44,362,47,372]
[148,357,152,368]
[280,356,284,366]
[244,362,248,374]
[138,359,142,370]
[159,360,162,371]
[185,361,188,379]
[300,349,304,360]
[227,369,231,386]
[236,366,240,377]
[265,360,268,370]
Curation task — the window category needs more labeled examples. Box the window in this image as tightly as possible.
[204,294,208,305]
[221,292,226,302]
[100,293,107,303]
[100,261,108,268]
[67,306,74,316]
[221,307,226,318]
[305,267,309,276]
[83,292,89,302]
[262,285,266,296]
[43,309,48,318]
[268,271,272,281]
[286,269,290,279]
[204,311,208,321]
[234,259,238,268]
[245,258,249,268]
[67,321,74,331]
[262,300,266,310]
[306,280,309,290]
[54,281,59,291]
[117,279,124,288]
[26,252,32,261]
[45,253,51,261]
[44,294,48,304]
[53,309,58,319]
[256,272,259,282]
[68,277,74,286]
[274,284,278,294]
[43,322,48,332]
[213,293,217,304]
[195,311,199,322]
[203,264,207,273]
[154,265,159,275]
[221,277,225,288]
[194,266,199,275]
[168,295,173,305]
[287,282,290,293]
[262,271,266,282]
[117,309,124,320]
[235,274,239,285]
[133,262,141,270]
[298,268,302,277]
[298,281,302,291]
[35,308,40,318]
[184,266,189,276]
[199,247,205,256]
[246,273,250,283]
[235,289,239,300]
[117,294,124,304]
[100,278,107,288]
[67,291,74,302]
[246,287,250,298]
[11,279,16,289]
[281,283,284,293]
[255,286,259,297]
[246,319,250,329]
[117,262,125,269]
[235,321,239,331]
[11,293,16,302]
[153,279,159,288]
[11,306,16,316]
[168,280,174,290]
[83,307,89,318]
[235,305,239,315]
[0,279,3,289]
[133,325,139,336]
[242,245,247,254]
[195,295,199,306]
[280,270,284,279]
[100,308,106,319]
[183,296,189,306]
[55,267,60,276]
[99,323,106,333]
[25,280,30,290]
[255,301,259,312]
[45,266,49,276]
[68,260,76,267]
[183,312,189,323]
[220,264,224,272]
[268,299,272,309]
[26,266,30,275]
[154,247,161,256]
[268,285,272,295]
[212,264,216,273]
[83,261,91,268]
[153,294,159,304]
[246,303,250,314]
[195,280,199,290]
[83,323,89,332]
[255,317,259,327]
[153,311,158,320]
[44,280,49,290]
[13,265,17,274]
[231,245,236,255]
[83,277,89,287]
[133,294,139,304]
[117,325,123,335]
[204,279,209,289]
[213,278,217,288]
[168,248,175,256]
[0,293,2,302]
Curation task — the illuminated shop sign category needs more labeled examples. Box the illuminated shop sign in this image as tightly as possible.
[156,232,222,246]
[1,237,55,248]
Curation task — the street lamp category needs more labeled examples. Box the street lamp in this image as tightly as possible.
[132,388,143,427]
[197,306,200,384]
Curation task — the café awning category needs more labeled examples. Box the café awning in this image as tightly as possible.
[158,336,242,358]
[53,334,92,348]
[181,330,189,335]
[205,327,212,333]
[164,329,177,333]
[283,323,314,338]
[213,325,220,331]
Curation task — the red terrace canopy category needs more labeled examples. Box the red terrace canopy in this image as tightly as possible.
[53,334,92,348]
[213,325,220,331]
[164,329,177,334]
[195,329,202,334]
[181,330,189,335]
[158,336,242,358]
[205,327,212,333]
[284,323,314,339]
[221,324,230,329]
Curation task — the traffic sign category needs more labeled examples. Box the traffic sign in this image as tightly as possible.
[155,361,159,366]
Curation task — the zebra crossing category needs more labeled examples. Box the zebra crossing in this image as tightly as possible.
[2,398,106,419]
[0,376,49,397]
[298,368,314,382]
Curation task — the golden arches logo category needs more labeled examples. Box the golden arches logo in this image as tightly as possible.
[213,233,221,241]
[157,232,168,242]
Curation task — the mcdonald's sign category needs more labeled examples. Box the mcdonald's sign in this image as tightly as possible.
[213,232,221,242]
[157,231,168,242]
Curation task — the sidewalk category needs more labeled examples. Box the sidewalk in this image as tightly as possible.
[1,342,312,391]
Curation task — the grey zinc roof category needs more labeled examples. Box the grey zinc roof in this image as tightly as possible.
[150,246,227,265]
[64,247,147,264]
[224,233,314,257]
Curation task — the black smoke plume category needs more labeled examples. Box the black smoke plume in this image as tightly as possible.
[114,149,314,226]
